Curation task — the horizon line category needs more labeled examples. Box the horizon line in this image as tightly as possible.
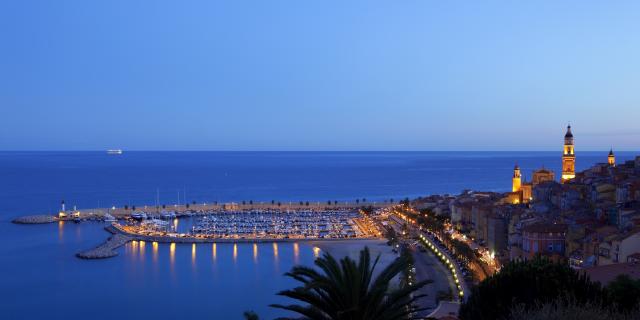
[1,149,639,153]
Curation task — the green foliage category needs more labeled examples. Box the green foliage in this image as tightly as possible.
[270,247,430,320]
[399,247,419,289]
[385,226,397,245]
[459,257,607,320]
[606,274,640,312]
[508,297,640,320]
[449,239,473,262]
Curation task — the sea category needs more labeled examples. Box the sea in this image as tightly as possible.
[0,151,637,319]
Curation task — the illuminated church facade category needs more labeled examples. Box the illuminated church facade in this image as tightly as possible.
[508,125,615,204]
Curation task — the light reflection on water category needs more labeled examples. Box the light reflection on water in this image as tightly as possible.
[169,242,176,267]
[117,239,347,316]
[253,243,258,263]
[233,243,238,262]
[152,241,158,263]
[58,221,64,243]
[122,241,330,267]
[191,243,196,267]
[1,220,389,320]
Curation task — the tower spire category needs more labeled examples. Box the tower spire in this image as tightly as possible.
[608,147,615,166]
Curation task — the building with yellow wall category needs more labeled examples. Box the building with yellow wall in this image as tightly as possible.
[512,165,522,192]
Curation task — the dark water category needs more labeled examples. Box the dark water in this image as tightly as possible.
[0,151,636,319]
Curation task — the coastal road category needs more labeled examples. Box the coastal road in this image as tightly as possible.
[386,216,458,317]
[411,246,458,317]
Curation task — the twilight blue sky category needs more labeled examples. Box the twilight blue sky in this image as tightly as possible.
[1,1,639,151]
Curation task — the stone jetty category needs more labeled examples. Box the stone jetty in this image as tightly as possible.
[76,233,132,259]
[12,215,57,224]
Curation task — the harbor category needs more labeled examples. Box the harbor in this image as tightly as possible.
[12,201,386,259]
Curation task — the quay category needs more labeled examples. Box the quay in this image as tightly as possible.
[75,223,381,259]
[111,223,380,244]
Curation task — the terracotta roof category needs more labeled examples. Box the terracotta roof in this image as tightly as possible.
[583,262,640,285]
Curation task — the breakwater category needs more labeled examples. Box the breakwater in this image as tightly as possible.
[76,233,132,259]
[12,215,56,224]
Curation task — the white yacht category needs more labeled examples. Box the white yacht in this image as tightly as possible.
[104,213,117,222]
[131,211,147,220]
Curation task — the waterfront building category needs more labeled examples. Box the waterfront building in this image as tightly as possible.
[487,213,507,254]
[597,228,640,265]
[561,125,576,183]
[584,261,640,285]
[472,203,492,242]
[521,223,567,260]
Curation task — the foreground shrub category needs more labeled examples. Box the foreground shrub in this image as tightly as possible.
[508,297,640,320]
[459,257,606,320]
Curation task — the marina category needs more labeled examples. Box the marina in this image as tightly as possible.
[126,209,372,239]
[13,205,384,259]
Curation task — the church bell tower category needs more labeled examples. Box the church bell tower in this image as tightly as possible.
[512,164,522,192]
[608,149,615,167]
[561,125,575,183]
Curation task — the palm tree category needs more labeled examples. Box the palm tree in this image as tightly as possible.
[271,247,430,320]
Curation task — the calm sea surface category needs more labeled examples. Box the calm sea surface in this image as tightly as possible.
[0,151,636,319]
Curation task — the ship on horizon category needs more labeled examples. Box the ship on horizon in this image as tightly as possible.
[107,149,123,155]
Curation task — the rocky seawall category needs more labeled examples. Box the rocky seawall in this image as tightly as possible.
[12,215,57,224]
[76,233,132,259]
